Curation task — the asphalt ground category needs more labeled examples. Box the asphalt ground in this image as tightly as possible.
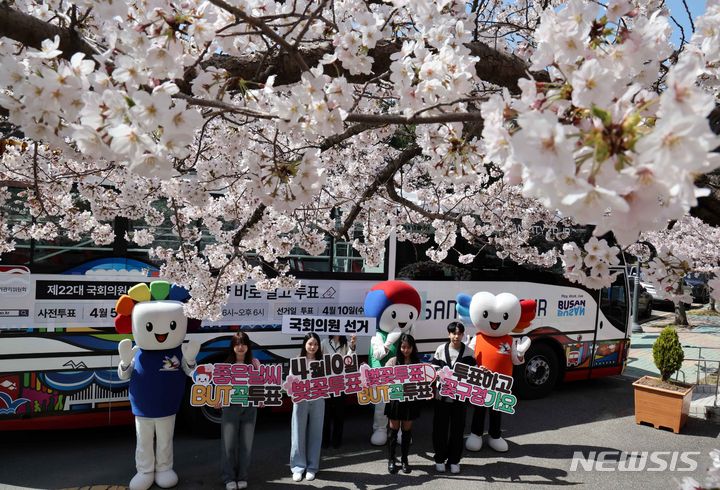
[1,374,719,490]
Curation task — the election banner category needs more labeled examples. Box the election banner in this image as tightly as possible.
[190,363,284,408]
[436,364,517,414]
[356,363,436,405]
[283,353,364,403]
[281,315,376,336]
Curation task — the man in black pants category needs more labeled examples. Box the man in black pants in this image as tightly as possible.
[432,322,476,474]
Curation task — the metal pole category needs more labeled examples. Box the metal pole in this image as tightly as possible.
[631,257,644,333]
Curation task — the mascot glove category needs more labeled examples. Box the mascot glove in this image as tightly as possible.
[515,336,531,356]
[384,330,402,348]
[371,336,386,361]
[182,340,201,365]
[118,338,138,368]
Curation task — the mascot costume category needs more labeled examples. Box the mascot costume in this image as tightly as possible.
[456,291,535,453]
[364,280,421,446]
[115,281,200,490]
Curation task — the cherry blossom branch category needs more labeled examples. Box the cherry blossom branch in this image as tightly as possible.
[232,203,267,247]
[318,123,375,151]
[383,179,491,247]
[345,112,485,125]
[203,38,547,91]
[290,0,329,50]
[176,92,486,126]
[207,0,310,72]
[0,4,96,60]
[384,179,450,222]
[0,4,545,94]
[335,145,422,240]
[172,93,277,119]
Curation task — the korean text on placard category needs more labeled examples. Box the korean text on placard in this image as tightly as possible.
[284,353,362,403]
[436,364,517,414]
[356,363,436,405]
[190,363,284,408]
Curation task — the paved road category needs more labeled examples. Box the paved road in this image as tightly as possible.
[1,375,719,490]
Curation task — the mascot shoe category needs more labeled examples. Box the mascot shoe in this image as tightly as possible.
[129,472,155,490]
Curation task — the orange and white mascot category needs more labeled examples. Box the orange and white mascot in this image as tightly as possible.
[456,292,535,452]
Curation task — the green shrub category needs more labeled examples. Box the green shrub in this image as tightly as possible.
[652,327,685,382]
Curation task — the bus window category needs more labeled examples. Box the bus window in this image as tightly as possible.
[282,229,386,277]
[599,273,629,333]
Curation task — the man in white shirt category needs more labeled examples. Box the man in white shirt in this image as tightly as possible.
[431,322,475,474]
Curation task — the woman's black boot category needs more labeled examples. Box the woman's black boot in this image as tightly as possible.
[401,430,412,474]
[387,428,399,474]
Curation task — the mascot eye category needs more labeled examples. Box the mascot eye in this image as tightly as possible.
[145,322,153,332]
[409,312,414,319]
[503,313,509,320]
[482,311,488,318]
[170,320,177,330]
[391,311,397,319]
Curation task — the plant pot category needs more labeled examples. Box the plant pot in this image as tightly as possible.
[632,375,694,433]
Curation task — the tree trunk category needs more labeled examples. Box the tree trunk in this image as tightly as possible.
[709,296,717,312]
[674,302,689,326]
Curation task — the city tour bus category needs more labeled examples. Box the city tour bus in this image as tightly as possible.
[0,220,631,431]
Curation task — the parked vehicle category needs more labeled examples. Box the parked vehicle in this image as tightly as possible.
[629,278,653,319]
[627,267,691,311]
[684,272,711,305]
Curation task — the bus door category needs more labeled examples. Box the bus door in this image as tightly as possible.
[589,269,630,378]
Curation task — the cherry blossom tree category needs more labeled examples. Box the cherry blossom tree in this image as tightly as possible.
[0,0,719,319]
[626,216,720,325]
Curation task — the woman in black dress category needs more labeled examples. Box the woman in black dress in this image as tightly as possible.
[384,334,422,474]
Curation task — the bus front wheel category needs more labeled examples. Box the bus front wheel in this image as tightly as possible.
[513,343,560,399]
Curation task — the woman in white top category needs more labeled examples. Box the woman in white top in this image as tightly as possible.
[320,335,356,448]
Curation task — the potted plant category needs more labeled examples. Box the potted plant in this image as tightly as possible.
[632,327,694,433]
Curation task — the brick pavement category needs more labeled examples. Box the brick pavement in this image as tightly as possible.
[623,310,720,421]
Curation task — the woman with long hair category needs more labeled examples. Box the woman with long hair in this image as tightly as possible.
[384,334,421,474]
[220,332,260,490]
[290,332,325,482]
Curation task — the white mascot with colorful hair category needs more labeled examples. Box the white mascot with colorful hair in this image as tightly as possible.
[364,280,422,446]
[115,281,200,490]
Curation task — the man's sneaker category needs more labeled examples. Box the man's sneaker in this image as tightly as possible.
[225,482,237,490]
[292,472,303,482]
[450,464,460,474]
[305,472,316,481]
[465,433,483,451]
[237,481,248,489]
[435,463,446,472]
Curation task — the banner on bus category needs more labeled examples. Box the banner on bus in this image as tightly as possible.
[0,271,379,330]
[356,363,436,405]
[281,315,376,336]
[436,364,518,414]
[189,363,284,408]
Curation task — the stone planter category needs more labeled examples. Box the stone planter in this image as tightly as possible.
[632,375,694,433]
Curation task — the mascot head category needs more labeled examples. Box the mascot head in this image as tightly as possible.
[114,280,194,350]
[364,280,422,334]
[458,291,536,338]
[193,364,213,385]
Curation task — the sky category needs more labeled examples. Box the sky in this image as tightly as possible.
[666,0,706,45]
